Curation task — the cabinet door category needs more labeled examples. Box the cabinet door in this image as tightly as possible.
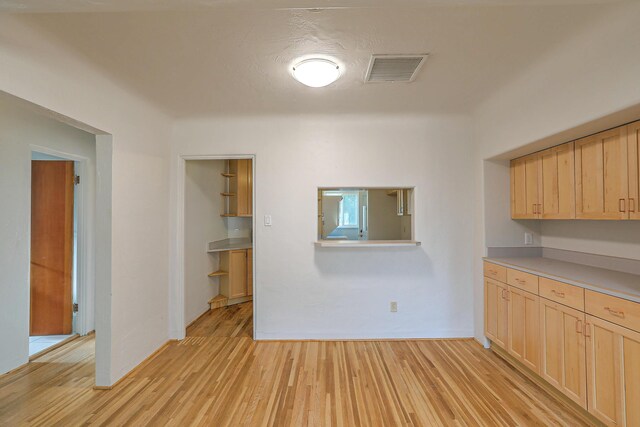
[246,248,253,297]
[236,159,252,217]
[511,154,541,219]
[485,278,508,349]
[628,122,640,220]
[575,127,628,219]
[539,298,587,408]
[507,286,540,373]
[228,250,247,298]
[586,315,640,427]
[540,142,575,219]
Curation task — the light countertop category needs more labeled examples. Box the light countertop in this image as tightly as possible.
[207,238,252,253]
[484,256,640,303]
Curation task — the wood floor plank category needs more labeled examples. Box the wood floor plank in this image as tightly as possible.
[0,302,595,426]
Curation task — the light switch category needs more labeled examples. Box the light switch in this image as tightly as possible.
[524,232,533,245]
[264,215,272,226]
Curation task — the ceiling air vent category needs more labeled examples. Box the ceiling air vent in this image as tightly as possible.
[365,54,429,83]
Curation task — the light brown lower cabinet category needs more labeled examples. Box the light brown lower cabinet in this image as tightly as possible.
[220,249,248,299]
[484,278,508,349]
[246,248,253,296]
[507,286,540,373]
[539,298,588,408]
[586,315,640,427]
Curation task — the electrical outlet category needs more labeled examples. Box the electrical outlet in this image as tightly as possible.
[390,301,398,312]
[524,232,533,245]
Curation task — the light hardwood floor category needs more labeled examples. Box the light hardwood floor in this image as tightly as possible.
[0,302,595,426]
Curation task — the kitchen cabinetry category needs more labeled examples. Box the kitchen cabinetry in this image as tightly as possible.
[575,127,628,219]
[628,121,640,220]
[218,248,253,300]
[586,315,640,426]
[511,142,575,219]
[484,259,640,425]
[484,276,508,349]
[510,120,640,220]
[539,298,587,407]
[510,153,541,219]
[221,159,253,217]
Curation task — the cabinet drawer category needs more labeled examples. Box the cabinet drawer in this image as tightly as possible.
[538,277,584,311]
[507,268,539,294]
[484,262,507,282]
[585,290,640,332]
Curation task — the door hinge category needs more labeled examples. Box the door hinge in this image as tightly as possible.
[73,303,79,313]
[74,175,80,185]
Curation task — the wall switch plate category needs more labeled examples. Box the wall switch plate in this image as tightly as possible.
[390,301,398,312]
[264,215,272,226]
[524,232,533,245]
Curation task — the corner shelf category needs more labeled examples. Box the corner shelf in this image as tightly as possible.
[208,270,229,277]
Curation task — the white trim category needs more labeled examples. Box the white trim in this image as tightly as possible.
[173,154,257,341]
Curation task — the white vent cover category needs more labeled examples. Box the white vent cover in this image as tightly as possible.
[365,54,429,83]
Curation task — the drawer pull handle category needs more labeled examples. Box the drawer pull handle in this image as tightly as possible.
[619,198,626,213]
[630,198,636,213]
[576,319,583,334]
[605,307,625,318]
[532,204,537,215]
[551,290,566,298]
[515,278,526,284]
[584,323,591,338]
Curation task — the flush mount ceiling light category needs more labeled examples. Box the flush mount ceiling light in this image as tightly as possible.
[292,58,341,88]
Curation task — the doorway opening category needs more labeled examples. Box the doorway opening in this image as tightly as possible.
[176,155,256,340]
[29,154,76,356]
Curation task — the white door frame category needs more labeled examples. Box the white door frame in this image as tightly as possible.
[29,144,93,336]
[173,154,257,340]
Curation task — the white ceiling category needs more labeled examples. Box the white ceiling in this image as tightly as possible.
[5,1,623,117]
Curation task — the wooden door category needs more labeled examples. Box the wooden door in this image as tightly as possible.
[539,298,587,408]
[507,286,540,373]
[485,278,508,349]
[628,122,640,220]
[228,250,247,299]
[586,315,640,427]
[30,161,74,336]
[511,154,541,219]
[540,142,575,219]
[246,248,253,297]
[575,127,629,219]
[236,160,252,217]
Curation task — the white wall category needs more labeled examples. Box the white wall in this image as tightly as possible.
[171,114,475,339]
[0,15,172,385]
[184,160,226,326]
[472,2,640,341]
[0,96,95,375]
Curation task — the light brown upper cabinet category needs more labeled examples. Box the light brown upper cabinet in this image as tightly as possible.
[575,127,628,220]
[511,142,575,220]
[628,122,640,220]
[511,153,541,219]
[540,142,575,219]
[223,159,253,217]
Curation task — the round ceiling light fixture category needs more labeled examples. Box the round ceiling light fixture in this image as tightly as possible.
[292,58,341,88]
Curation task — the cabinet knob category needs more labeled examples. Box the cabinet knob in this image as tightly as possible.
[630,198,636,213]
[584,323,591,337]
[619,198,626,213]
[576,319,583,334]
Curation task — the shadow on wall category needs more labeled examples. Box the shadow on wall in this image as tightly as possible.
[313,248,432,278]
[541,220,640,260]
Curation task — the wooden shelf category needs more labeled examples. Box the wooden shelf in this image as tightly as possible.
[220,192,236,197]
[221,173,236,178]
[221,214,252,218]
[208,270,228,277]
